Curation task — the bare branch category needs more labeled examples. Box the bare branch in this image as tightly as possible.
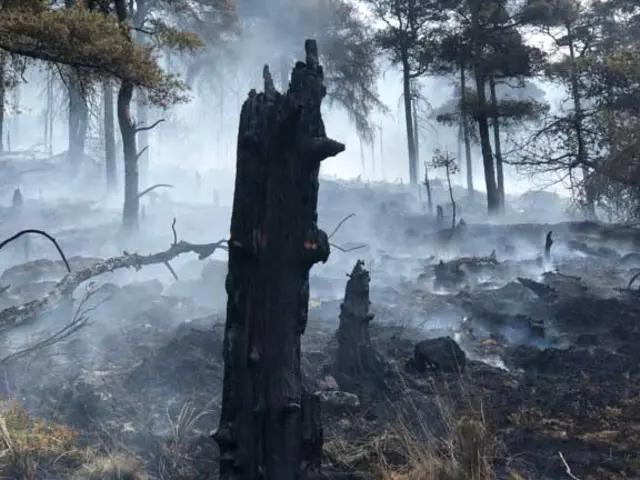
[328,213,356,239]
[330,242,366,252]
[0,229,71,273]
[138,183,174,199]
[135,118,165,133]
[558,451,581,480]
[0,286,104,367]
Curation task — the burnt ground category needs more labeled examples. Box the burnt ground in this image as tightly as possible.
[0,180,639,479]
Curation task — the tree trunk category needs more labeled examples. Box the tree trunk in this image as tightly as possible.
[423,161,433,215]
[567,26,595,219]
[213,39,344,480]
[460,62,474,198]
[473,72,499,214]
[103,79,116,190]
[489,77,504,211]
[134,0,150,181]
[118,80,138,232]
[401,50,417,184]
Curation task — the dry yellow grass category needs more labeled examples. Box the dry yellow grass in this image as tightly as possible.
[0,398,82,478]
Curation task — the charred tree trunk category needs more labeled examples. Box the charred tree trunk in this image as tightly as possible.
[473,72,499,214]
[489,77,504,211]
[335,260,384,388]
[213,40,345,480]
[103,79,116,190]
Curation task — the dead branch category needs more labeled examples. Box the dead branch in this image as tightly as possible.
[0,286,104,367]
[0,237,228,331]
[134,118,165,133]
[328,213,356,239]
[137,183,174,199]
[331,243,366,252]
[0,229,71,273]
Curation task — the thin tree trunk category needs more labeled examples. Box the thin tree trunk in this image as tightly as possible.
[103,79,116,190]
[115,0,138,232]
[413,95,420,178]
[214,40,342,480]
[46,70,54,156]
[118,80,138,231]
[401,50,417,184]
[489,77,504,211]
[474,72,499,214]
[460,63,474,198]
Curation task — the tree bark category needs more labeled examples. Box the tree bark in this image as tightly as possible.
[489,77,504,211]
[401,50,417,184]
[213,39,344,480]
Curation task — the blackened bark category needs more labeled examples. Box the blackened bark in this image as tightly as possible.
[214,39,344,480]
[335,260,383,384]
[103,79,116,190]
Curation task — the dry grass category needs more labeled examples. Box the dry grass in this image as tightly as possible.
[0,398,150,479]
[0,398,82,478]
[325,372,503,480]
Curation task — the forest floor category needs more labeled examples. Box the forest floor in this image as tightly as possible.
[0,179,638,479]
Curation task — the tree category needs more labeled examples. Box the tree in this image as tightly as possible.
[518,0,602,217]
[363,0,446,184]
[213,39,343,479]
[432,148,458,230]
[433,0,546,212]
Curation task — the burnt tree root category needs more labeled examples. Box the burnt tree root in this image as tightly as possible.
[213,39,345,480]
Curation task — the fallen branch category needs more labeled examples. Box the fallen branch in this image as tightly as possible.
[0,229,71,273]
[0,286,103,367]
[137,183,174,199]
[0,236,228,331]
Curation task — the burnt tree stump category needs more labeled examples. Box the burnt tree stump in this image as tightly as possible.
[213,39,345,480]
[334,260,385,391]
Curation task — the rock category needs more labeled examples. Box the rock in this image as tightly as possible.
[414,336,466,374]
[315,390,360,413]
[317,375,339,391]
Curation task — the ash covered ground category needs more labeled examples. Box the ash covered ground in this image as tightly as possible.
[0,170,638,479]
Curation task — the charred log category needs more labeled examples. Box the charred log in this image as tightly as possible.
[213,39,344,480]
[544,231,553,261]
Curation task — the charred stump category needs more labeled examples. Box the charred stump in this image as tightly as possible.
[213,39,345,480]
[334,260,385,391]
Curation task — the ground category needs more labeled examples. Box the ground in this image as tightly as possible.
[0,173,638,479]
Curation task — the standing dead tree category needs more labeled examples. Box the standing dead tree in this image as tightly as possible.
[212,39,345,480]
[334,260,386,393]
